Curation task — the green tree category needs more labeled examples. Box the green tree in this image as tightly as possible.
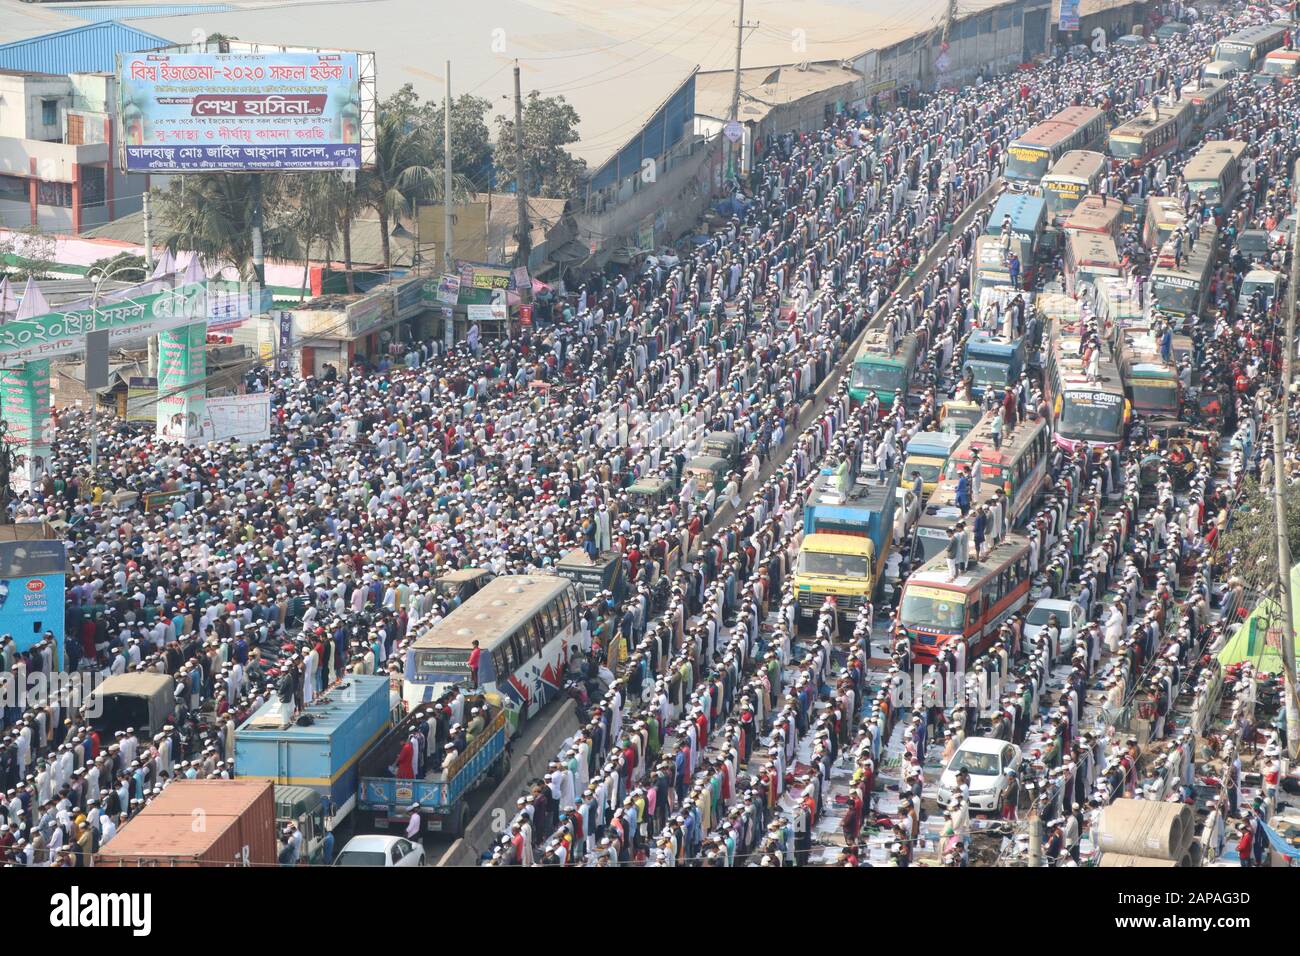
[1221,478,1300,585]
[156,173,301,279]
[430,94,493,182]
[494,91,588,200]
[283,173,343,300]
[359,100,474,270]
[0,226,57,281]
[87,252,147,282]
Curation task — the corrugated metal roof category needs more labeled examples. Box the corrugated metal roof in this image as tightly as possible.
[0,20,170,75]
[51,4,234,24]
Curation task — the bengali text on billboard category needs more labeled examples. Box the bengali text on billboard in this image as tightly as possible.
[118,51,364,172]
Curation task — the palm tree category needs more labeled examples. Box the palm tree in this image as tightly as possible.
[359,110,474,271]
[157,173,300,279]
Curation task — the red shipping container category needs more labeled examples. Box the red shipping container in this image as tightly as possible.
[95,780,277,868]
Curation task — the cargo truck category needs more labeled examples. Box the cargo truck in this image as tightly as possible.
[235,674,395,827]
[357,693,509,836]
[793,465,898,624]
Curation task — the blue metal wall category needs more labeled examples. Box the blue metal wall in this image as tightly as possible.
[590,72,697,192]
[0,21,170,75]
[51,4,233,23]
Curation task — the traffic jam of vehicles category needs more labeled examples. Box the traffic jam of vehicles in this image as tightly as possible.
[11,3,1300,872]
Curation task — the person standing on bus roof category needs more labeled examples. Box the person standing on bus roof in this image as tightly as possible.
[955,468,972,515]
[468,640,481,688]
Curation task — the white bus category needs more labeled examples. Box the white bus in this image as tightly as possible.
[403,575,577,729]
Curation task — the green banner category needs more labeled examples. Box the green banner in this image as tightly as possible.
[0,359,50,492]
[156,322,206,443]
[0,283,207,366]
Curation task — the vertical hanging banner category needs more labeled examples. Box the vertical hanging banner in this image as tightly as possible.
[0,359,51,492]
[276,309,294,373]
[156,323,207,442]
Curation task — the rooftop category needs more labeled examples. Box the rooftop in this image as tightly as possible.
[113,0,1015,168]
[694,62,865,124]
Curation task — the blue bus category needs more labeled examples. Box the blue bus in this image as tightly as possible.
[984,193,1047,287]
[962,331,1028,399]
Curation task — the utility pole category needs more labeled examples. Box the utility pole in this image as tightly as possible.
[726,0,758,183]
[143,182,157,376]
[1276,162,1300,759]
[250,174,265,286]
[444,60,455,276]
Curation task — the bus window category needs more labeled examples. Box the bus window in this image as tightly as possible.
[493,648,509,678]
[509,634,526,670]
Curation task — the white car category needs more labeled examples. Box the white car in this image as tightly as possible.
[332,834,426,867]
[936,736,1022,813]
[1023,598,1086,654]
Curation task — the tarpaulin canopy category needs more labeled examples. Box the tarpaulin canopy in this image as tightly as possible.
[1218,562,1300,674]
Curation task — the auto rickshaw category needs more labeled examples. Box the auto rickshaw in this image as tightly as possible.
[626,475,676,509]
[685,455,730,502]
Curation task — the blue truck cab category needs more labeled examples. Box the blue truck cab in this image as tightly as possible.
[983,193,1047,286]
[962,331,1027,399]
[235,674,395,827]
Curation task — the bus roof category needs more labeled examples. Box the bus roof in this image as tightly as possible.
[949,411,1046,468]
[413,575,573,650]
[1063,196,1122,233]
[1265,49,1300,62]
[1182,140,1247,182]
[1179,78,1228,102]
[1067,231,1120,263]
[1219,22,1288,46]
[1012,107,1105,149]
[987,193,1047,232]
[1044,150,1107,183]
[908,534,1030,590]
[857,329,919,363]
[1110,99,1193,139]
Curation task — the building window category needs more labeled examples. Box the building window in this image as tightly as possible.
[36,181,72,208]
[0,174,27,202]
[81,165,105,208]
[41,99,58,127]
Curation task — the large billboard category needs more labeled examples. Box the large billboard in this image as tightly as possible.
[118,50,365,172]
[0,540,66,654]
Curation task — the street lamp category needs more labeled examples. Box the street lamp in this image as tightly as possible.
[86,262,152,489]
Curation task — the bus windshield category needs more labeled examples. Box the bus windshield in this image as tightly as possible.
[901,591,967,631]
[853,362,905,391]
[1262,59,1297,75]
[1005,147,1051,182]
[1214,45,1253,70]
[1108,137,1144,159]
[1043,184,1085,221]
[965,360,1011,387]
[1060,393,1124,439]
[1129,380,1178,412]
[1151,278,1201,315]
[800,550,869,578]
[1186,181,1221,202]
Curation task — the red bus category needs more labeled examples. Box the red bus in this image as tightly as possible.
[896,534,1032,664]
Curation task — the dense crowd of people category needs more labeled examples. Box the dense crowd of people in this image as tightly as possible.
[0,0,1295,867]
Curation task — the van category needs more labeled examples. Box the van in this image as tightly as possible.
[1202,60,1239,81]
[1236,268,1285,316]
